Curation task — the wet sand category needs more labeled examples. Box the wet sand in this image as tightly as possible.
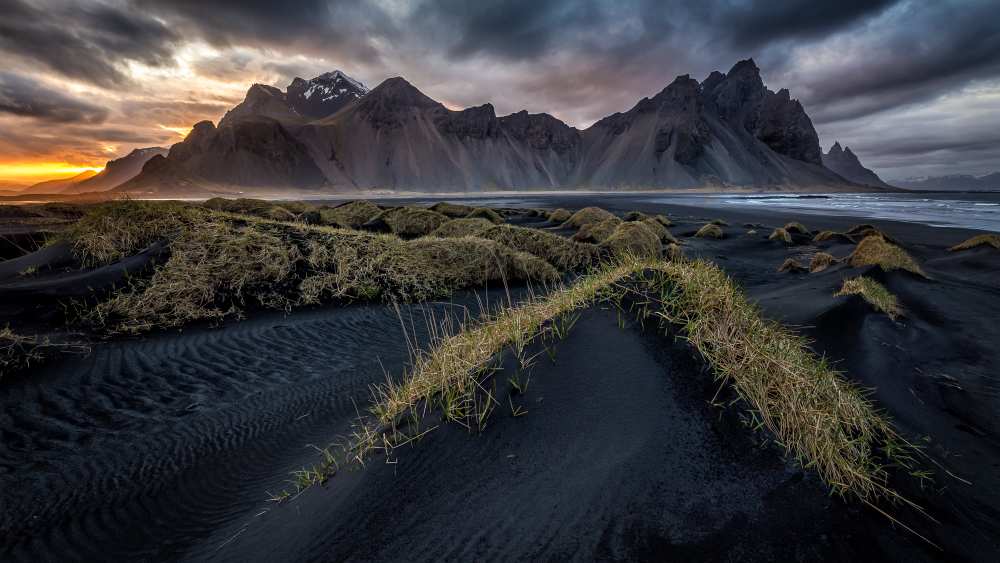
[1,196,998,561]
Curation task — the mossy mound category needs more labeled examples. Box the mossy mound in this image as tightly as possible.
[638,218,678,244]
[371,237,560,302]
[203,197,272,215]
[809,252,837,273]
[319,200,381,228]
[546,208,572,224]
[562,206,616,229]
[777,258,807,273]
[429,218,495,238]
[710,219,729,226]
[783,222,809,235]
[694,223,724,239]
[949,234,1000,252]
[600,222,662,259]
[769,228,793,244]
[66,201,204,267]
[835,276,902,319]
[465,207,504,223]
[264,206,297,222]
[813,230,854,244]
[478,224,599,270]
[368,207,449,237]
[429,202,476,218]
[572,217,622,243]
[665,243,684,261]
[848,235,925,276]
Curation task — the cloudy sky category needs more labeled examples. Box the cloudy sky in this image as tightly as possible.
[1,0,999,184]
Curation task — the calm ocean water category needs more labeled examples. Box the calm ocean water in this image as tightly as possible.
[642,192,1000,233]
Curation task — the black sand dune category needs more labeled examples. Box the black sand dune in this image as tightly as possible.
[2,196,999,561]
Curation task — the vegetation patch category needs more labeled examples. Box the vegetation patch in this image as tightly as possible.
[777,258,807,273]
[290,257,921,510]
[1,328,44,380]
[849,235,925,277]
[809,252,838,273]
[814,230,854,244]
[783,222,810,235]
[546,208,572,224]
[369,207,449,237]
[319,200,382,228]
[835,276,902,319]
[429,218,495,238]
[769,228,793,244]
[948,234,1000,252]
[561,206,616,229]
[710,218,729,226]
[694,223,724,239]
[600,221,662,259]
[475,224,599,270]
[465,207,504,223]
[429,201,476,218]
[572,217,622,243]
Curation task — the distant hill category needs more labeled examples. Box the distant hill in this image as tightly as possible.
[895,173,1000,191]
[63,147,168,193]
[123,60,867,195]
[821,142,893,189]
[21,170,98,194]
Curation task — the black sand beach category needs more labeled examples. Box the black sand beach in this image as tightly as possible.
[1,196,999,562]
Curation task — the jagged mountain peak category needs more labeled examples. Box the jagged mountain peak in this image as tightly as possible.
[823,141,892,188]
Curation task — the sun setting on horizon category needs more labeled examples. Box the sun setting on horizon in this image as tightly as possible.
[0,161,105,183]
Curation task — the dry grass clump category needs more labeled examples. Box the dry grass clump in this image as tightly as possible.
[465,207,503,223]
[710,218,729,226]
[88,218,302,332]
[645,260,918,503]
[846,224,901,245]
[769,228,793,244]
[572,216,622,243]
[809,252,838,273]
[311,257,917,508]
[637,217,678,244]
[429,218,495,238]
[1,328,44,380]
[784,222,810,235]
[319,200,381,228]
[849,235,925,277]
[265,206,297,222]
[65,201,205,267]
[600,222,662,259]
[546,208,572,223]
[561,206,615,229]
[370,237,559,302]
[777,258,806,273]
[370,207,449,237]
[813,230,854,244]
[948,234,1000,252]
[694,223,724,239]
[665,243,684,261]
[476,224,599,270]
[429,201,476,218]
[835,276,902,319]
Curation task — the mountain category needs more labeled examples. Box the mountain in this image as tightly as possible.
[219,71,368,128]
[60,147,168,193]
[124,60,866,194]
[21,170,98,194]
[821,142,893,189]
[895,172,1000,191]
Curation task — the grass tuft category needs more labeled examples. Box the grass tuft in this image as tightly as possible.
[769,228,793,244]
[546,208,572,223]
[475,224,599,270]
[809,252,838,273]
[600,222,662,259]
[777,258,806,273]
[319,200,381,228]
[465,207,504,224]
[849,235,925,277]
[429,218,495,238]
[561,206,616,229]
[814,230,853,244]
[572,217,622,243]
[694,223,724,239]
[370,207,449,237]
[784,222,810,235]
[429,201,476,218]
[835,276,902,319]
[948,234,1000,252]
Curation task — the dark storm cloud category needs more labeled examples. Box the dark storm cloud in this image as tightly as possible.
[710,0,897,48]
[0,0,179,87]
[0,72,109,123]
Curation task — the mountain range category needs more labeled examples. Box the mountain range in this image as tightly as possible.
[117,60,893,195]
[821,142,893,189]
[18,147,167,195]
[895,172,1000,191]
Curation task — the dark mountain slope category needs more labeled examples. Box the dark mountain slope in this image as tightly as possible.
[822,142,894,189]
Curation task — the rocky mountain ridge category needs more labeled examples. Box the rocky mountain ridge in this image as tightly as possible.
[821,142,892,189]
[121,60,875,194]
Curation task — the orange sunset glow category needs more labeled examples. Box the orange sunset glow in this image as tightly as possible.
[0,161,105,183]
